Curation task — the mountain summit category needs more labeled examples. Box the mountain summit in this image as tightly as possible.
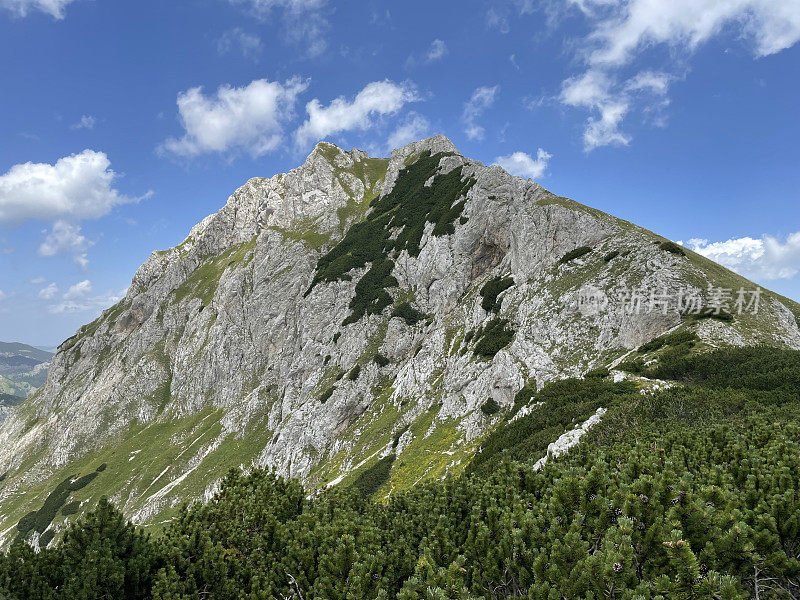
[2,136,799,546]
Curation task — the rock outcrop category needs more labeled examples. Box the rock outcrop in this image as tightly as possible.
[1,136,799,543]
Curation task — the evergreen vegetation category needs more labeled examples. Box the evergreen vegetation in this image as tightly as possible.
[659,241,686,256]
[2,348,800,599]
[472,318,516,358]
[307,152,475,324]
[391,302,426,326]
[558,246,592,264]
[480,276,515,313]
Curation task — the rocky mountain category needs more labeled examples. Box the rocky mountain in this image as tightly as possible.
[0,342,52,417]
[2,135,799,547]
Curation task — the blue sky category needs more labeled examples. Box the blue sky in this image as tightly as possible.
[1,0,799,347]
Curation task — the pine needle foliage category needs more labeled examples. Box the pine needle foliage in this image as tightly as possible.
[307,152,475,324]
[3,348,800,600]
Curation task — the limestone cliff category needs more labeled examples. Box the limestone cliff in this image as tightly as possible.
[2,136,798,546]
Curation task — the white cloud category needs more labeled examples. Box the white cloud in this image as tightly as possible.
[387,114,430,150]
[29,277,46,284]
[63,279,92,299]
[71,115,96,130]
[0,150,133,225]
[160,77,308,158]
[463,85,499,141]
[48,286,127,315]
[494,148,552,179]
[560,69,670,150]
[295,80,418,148]
[426,39,448,62]
[228,0,328,56]
[0,289,6,301]
[558,0,800,149]
[1,0,76,19]
[38,283,58,299]
[38,221,92,269]
[580,0,800,67]
[684,231,800,280]
[217,28,262,60]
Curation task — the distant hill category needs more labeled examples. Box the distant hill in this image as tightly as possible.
[0,341,53,399]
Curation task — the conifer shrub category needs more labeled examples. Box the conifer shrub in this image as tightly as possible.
[480,398,500,416]
[373,353,390,367]
[61,501,81,516]
[685,309,735,323]
[391,302,426,326]
[638,329,698,353]
[472,318,515,358]
[558,245,592,264]
[307,151,475,324]
[480,275,515,313]
[659,240,686,256]
[585,366,610,378]
[603,250,620,262]
[6,348,800,600]
[348,365,361,381]
[319,386,335,403]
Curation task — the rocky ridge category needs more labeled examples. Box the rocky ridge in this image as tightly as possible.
[1,135,799,546]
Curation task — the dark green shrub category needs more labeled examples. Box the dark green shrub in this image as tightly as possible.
[348,365,361,381]
[603,250,620,262]
[558,245,592,264]
[307,151,475,324]
[61,501,81,516]
[473,318,515,358]
[480,398,501,416]
[685,310,734,323]
[373,354,390,367]
[638,329,698,353]
[319,386,335,403]
[332,332,341,343]
[480,276,515,313]
[38,529,55,548]
[391,302,425,326]
[585,366,610,378]
[618,357,645,374]
[659,240,686,256]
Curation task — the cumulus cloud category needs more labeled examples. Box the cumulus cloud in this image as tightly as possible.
[558,0,800,149]
[38,282,58,299]
[0,150,134,226]
[217,28,262,60]
[295,80,418,148]
[494,148,552,179]
[684,231,800,280]
[228,0,329,56]
[1,0,76,19]
[38,221,92,269]
[48,286,127,315]
[63,279,91,299]
[560,69,671,150]
[71,115,96,130]
[387,114,430,150]
[160,77,308,158]
[463,85,499,141]
[426,39,448,62]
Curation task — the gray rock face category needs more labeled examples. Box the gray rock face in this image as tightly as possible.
[1,136,799,535]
